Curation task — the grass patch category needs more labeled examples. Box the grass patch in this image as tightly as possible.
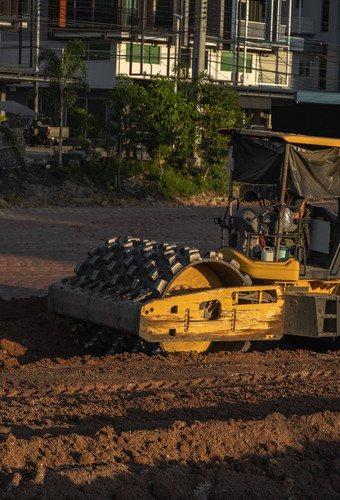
[0,153,231,206]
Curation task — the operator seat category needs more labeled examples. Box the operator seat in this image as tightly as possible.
[233,208,259,254]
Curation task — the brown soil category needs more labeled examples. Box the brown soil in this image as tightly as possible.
[0,296,339,500]
[0,206,339,499]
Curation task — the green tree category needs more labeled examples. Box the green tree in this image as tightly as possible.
[68,107,95,138]
[145,77,197,175]
[39,39,88,167]
[106,76,149,188]
[193,75,245,180]
[107,75,149,159]
[105,73,244,195]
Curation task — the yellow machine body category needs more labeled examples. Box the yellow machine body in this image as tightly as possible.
[139,285,284,344]
[220,247,340,294]
[220,247,300,281]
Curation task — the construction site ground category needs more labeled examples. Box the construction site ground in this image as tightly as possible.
[0,206,339,499]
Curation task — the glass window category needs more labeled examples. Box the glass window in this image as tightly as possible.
[121,0,140,26]
[21,0,30,15]
[126,44,160,64]
[298,59,310,77]
[221,52,252,73]
[239,53,252,73]
[321,0,330,32]
[221,52,234,72]
[126,43,142,63]
[240,1,247,20]
[65,0,118,29]
[143,46,160,65]
[88,42,111,61]
[154,0,172,28]
[248,0,266,22]
[180,48,191,69]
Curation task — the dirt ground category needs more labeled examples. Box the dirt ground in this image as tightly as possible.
[0,206,339,499]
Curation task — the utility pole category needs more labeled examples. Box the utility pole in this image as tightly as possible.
[192,0,207,81]
[173,13,182,92]
[34,0,40,113]
[235,0,242,85]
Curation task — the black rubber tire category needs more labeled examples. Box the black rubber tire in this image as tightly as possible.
[44,137,52,148]
[71,237,215,303]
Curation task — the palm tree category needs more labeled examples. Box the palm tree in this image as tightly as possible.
[39,40,88,167]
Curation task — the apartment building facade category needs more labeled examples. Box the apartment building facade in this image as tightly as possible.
[0,1,31,100]
[291,0,340,93]
[0,1,339,135]
[272,0,340,136]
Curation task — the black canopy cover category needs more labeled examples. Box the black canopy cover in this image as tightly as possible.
[230,134,340,198]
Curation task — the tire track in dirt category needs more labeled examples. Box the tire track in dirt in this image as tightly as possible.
[1,368,338,400]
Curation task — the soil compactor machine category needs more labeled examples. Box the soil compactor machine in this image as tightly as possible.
[48,129,340,353]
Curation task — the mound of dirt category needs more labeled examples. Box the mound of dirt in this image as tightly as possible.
[0,339,26,370]
[0,339,26,357]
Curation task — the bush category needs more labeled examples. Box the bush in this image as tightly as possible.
[201,163,230,193]
[165,169,199,198]
[46,153,230,201]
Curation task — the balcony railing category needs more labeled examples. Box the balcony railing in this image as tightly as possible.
[50,7,141,32]
[239,21,265,39]
[239,20,287,42]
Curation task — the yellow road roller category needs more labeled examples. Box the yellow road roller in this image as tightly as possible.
[48,130,340,353]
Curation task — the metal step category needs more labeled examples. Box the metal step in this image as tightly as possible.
[284,292,340,338]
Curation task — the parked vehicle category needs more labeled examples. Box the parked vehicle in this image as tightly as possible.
[22,116,70,147]
[23,121,52,148]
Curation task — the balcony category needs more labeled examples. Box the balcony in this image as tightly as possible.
[239,21,265,39]
[239,21,287,42]
[0,0,28,30]
[51,6,142,35]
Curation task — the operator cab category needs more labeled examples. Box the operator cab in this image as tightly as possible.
[215,129,340,281]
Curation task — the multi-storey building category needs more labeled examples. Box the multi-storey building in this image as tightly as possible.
[0,1,31,101]
[290,0,339,93]
[0,1,339,135]
[273,0,340,136]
